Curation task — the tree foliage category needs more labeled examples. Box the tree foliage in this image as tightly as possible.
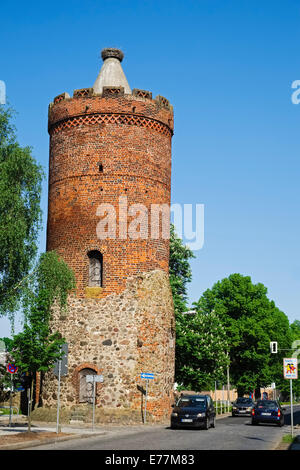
[169,225,229,390]
[169,224,195,314]
[290,320,300,344]
[197,273,292,396]
[6,251,75,430]
[0,105,44,318]
[175,308,229,391]
[10,251,75,375]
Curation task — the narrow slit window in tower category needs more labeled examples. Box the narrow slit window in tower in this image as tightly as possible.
[88,250,103,287]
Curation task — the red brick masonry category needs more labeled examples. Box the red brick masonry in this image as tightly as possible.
[47,88,174,298]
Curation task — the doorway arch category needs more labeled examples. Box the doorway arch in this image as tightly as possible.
[73,363,99,404]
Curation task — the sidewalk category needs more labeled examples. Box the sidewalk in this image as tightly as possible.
[0,417,107,450]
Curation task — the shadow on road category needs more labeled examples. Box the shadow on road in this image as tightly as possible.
[165,426,213,431]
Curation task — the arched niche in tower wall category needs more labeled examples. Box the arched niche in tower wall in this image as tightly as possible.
[73,364,99,404]
[78,368,96,403]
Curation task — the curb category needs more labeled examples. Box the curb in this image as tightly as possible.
[216,412,232,419]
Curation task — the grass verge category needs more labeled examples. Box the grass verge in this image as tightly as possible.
[282,434,297,444]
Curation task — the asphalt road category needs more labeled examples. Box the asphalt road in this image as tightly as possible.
[23,405,300,451]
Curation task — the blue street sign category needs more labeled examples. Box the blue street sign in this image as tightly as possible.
[141,373,154,380]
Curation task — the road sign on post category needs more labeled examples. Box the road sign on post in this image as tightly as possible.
[283,358,298,438]
[141,373,154,380]
[86,375,104,429]
[141,372,154,424]
[6,364,18,428]
[53,343,68,377]
[7,364,18,374]
[54,343,68,434]
[86,375,103,383]
[283,358,298,379]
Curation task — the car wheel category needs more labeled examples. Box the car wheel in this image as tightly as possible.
[204,418,209,430]
[251,419,258,425]
[211,416,216,428]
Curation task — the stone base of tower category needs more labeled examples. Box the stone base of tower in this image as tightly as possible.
[39,270,175,422]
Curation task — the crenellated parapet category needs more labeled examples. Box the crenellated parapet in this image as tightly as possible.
[49,87,173,138]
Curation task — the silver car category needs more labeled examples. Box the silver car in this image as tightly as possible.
[232,397,255,416]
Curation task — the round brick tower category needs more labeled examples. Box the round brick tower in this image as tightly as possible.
[42,49,175,421]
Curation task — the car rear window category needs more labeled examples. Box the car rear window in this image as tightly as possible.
[257,400,278,409]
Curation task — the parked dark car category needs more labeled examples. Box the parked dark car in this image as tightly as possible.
[232,397,255,416]
[251,400,285,426]
[170,394,216,430]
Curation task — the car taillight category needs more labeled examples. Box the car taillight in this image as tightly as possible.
[278,409,281,417]
[251,409,255,416]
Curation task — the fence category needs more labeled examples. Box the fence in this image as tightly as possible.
[214,400,231,415]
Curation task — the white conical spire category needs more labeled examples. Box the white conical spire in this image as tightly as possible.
[93,48,131,95]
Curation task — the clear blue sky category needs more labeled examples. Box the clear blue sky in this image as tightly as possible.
[1,0,300,336]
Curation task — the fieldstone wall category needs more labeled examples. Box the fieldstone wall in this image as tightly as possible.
[41,269,175,421]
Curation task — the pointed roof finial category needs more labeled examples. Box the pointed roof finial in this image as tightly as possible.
[93,48,131,95]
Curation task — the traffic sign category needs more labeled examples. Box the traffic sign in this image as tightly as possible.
[283,358,298,379]
[140,373,154,424]
[7,364,18,374]
[53,343,68,377]
[54,343,68,434]
[86,375,104,383]
[141,373,154,380]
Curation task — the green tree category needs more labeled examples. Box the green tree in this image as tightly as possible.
[169,226,228,390]
[290,320,300,344]
[198,273,292,397]
[175,307,229,391]
[169,224,195,314]
[0,105,44,319]
[8,251,75,431]
[0,337,25,403]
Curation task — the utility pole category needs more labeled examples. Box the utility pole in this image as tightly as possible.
[227,365,230,408]
[56,352,62,434]
[53,343,68,434]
